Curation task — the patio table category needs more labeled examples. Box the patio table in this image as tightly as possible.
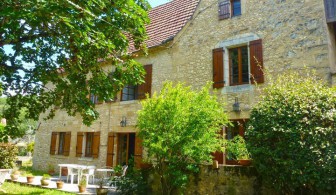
[58,164,94,184]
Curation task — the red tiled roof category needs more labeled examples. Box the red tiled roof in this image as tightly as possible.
[130,0,200,52]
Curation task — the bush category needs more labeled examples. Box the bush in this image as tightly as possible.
[0,143,18,168]
[246,71,336,194]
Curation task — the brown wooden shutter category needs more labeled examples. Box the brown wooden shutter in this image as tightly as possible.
[92,132,100,158]
[76,132,84,157]
[137,64,152,99]
[212,129,224,164]
[63,132,71,156]
[219,0,231,20]
[134,135,143,168]
[213,48,225,88]
[249,39,264,84]
[50,132,57,155]
[106,132,116,167]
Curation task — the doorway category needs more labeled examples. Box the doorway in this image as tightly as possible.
[117,133,135,165]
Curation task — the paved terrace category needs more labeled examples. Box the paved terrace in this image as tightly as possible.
[5,175,118,195]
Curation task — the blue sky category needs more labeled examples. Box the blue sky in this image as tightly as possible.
[148,0,170,7]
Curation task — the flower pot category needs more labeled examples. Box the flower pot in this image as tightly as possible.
[56,181,64,189]
[96,188,108,195]
[10,174,19,181]
[78,185,86,193]
[48,170,55,176]
[41,179,50,186]
[26,176,35,183]
[238,159,252,166]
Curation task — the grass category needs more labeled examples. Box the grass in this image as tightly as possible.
[0,182,74,194]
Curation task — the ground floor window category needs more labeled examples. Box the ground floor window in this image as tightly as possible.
[117,133,135,165]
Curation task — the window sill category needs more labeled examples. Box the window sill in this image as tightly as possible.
[51,155,68,159]
[120,100,138,105]
[221,84,254,94]
[78,157,94,161]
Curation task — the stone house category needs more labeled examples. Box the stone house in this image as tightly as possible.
[33,0,335,171]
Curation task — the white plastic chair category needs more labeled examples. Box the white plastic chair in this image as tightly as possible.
[111,165,128,188]
[82,166,96,185]
[66,166,78,184]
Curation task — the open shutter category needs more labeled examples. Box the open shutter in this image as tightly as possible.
[134,135,143,168]
[212,129,224,164]
[137,65,152,99]
[213,48,225,88]
[106,132,115,167]
[63,132,71,156]
[219,0,231,20]
[76,132,84,157]
[92,132,100,158]
[249,39,264,84]
[50,132,57,155]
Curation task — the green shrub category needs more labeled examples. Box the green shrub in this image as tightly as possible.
[246,71,336,194]
[0,143,18,169]
[225,136,251,160]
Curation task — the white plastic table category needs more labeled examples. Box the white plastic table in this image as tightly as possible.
[58,164,93,184]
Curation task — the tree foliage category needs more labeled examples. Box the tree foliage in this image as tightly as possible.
[246,71,336,194]
[137,82,229,194]
[0,0,150,140]
[0,142,18,169]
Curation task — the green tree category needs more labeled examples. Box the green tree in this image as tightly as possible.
[0,0,150,140]
[137,82,229,194]
[246,71,336,194]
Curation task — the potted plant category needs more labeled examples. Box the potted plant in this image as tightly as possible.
[47,164,55,175]
[40,174,51,186]
[56,180,64,189]
[113,165,122,176]
[78,176,87,193]
[96,177,108,195]
[10,168,20,181]
[26,173,35,183]
[225,136,252,166]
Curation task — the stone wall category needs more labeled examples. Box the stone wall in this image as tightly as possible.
[147,165,275,195]
[33,0,332,170]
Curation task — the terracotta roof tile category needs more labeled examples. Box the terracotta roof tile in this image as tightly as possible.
[130,0,200,52]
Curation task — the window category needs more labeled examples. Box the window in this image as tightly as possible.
[89,94,103,104]
[229,46,249,85]
[232,0,241,16]
[121,85,137,101]
[213,39,264,88]
[218,0,241,20]
[58,132,66,155]
[120,64,152,101]
[85,132,94,157]
[50,132,71,156]
[76,132,100,158]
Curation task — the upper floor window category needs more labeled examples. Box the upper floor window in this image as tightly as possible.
[229,46,249,85]
[121,85,137,101]
[213,39,264,88]
[232,0,241,16]
[121,65,152,101]
[218,0,242,20]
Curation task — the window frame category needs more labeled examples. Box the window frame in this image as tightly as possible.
[229,45,250,86]
[218,0,242,20]
[58,132,66,155]
[121,85,137,101]
[85,132,94,157]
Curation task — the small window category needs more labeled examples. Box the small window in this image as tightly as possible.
[85,132,94,157]
[90,94,99,104]
[218,0,242,19]
[232,0,241,16]
[121,85,137,101]
[229,46,249,86]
